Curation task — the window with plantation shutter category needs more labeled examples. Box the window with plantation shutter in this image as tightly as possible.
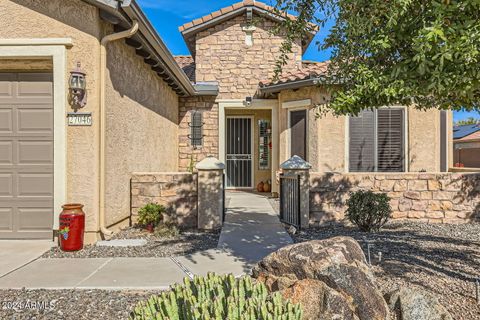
[349,110,375,172]
[190,110,203,148]
[377,109,404,172]
[349,108,405,172]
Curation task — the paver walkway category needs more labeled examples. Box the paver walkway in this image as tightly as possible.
[0,192,291,290]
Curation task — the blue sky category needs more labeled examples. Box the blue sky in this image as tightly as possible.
[138,0,477,122]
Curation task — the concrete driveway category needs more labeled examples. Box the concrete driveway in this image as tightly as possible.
[0,240,54,278]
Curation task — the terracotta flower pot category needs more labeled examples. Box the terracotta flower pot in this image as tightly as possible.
[263,182,271,193]
[146,224,154,233]
[257,181,264,192]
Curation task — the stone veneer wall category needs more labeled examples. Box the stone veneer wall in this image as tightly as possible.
[309,173,480,225]
[178,96,219,171]
[131,173,198,228]
[194,13,302,99]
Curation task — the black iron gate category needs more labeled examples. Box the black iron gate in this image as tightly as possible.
[279,174,301,229]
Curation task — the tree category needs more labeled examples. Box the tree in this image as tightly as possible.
[274,0,480,115]
[455,117,479,126]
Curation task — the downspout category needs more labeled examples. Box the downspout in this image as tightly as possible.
[99,21,139,236]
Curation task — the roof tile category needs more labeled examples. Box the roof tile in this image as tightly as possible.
[259,61,330,87]
[174,55,196,82]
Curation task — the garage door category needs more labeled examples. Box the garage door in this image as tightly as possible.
[0,73,53,239]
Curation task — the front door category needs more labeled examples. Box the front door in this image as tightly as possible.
[226,117,252,188]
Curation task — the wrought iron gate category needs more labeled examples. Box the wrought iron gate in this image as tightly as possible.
[279,174,301,228]
[226,117,253,188]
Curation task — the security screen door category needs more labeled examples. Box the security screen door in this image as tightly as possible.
[226,117,252,188]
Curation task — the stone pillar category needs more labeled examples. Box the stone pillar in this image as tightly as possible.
[196,156,225,230]
[280,155,312,228]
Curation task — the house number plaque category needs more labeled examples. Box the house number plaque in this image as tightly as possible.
[67,112,92,126]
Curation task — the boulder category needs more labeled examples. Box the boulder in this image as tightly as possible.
[280,279,359,320]
[252,237,389,320]
[386,287,453,320]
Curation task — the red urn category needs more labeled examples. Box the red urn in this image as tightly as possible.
[59,204,85,251]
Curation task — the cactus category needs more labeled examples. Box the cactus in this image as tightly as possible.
[130,273,303,320]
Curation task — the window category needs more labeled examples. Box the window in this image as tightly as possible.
[189,110,203,148]
[349,109,405,172]
[290,109,307,160]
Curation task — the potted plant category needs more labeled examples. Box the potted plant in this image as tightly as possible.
[137,203,165,232]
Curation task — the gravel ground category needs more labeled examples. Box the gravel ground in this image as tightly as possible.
[42,227,220,258]
[289,221,480,320]
[0,289,161,320]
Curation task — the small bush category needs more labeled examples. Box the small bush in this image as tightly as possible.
[137,203,165,227]
[346,190,392,232]
[130,273,302,320]
[154,224,180,238]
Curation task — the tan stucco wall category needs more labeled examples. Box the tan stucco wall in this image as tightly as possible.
[1,0,103,232]
[1,0,181,235]
[278,86,448,173]
[226,108,272,187]
[104,32,179,226]
[279,87,344,172]
[408,107,441,172]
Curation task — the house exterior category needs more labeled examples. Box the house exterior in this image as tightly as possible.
[453,123,480,168]
[1,0,474,243]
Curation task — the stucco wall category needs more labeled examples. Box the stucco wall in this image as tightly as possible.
[278,86,448,173]
[1,0,181,236]
[309,172,480,225]
[104,28,179,226]
[279,86,343,172]
[1,0,102,232]
[194,13,302,99]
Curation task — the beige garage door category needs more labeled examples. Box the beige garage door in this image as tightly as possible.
[0,73,53,239]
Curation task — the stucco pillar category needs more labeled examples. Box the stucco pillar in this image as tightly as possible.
[196,157,225,230]
[280,155,312,228]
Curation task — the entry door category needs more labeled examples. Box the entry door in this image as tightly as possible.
[226,117,253,188]
[290,110,307,160]
[0,73,54,239]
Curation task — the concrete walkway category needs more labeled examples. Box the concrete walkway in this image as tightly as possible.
[218,191,292,263]
[0,192,291,290]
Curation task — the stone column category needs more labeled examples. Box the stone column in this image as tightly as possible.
[196,156,225,230]
[280,155,312,228]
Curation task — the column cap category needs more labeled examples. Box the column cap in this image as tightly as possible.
[280,155,312,170]
[196,156,225,170]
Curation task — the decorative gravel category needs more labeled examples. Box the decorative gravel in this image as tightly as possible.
[289,221,480,320]
[42,227,220,258]
[0,289,161,319]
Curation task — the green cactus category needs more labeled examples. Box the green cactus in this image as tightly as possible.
[130,273,303,320]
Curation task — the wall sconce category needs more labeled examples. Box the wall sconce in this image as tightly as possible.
[69,62,87,109]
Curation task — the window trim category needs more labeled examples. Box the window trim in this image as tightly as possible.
[346,106,408,173]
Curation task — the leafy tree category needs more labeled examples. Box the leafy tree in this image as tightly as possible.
[455,116,479,126]
[274,0,480,115]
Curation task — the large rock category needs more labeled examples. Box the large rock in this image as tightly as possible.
[280,279,359,320]
[386,287,453,320]
[252,237,389,320]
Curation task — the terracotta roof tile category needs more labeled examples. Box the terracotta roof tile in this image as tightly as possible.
[178,0,317,34]
[174,55,196,82]
[259,61,330,87]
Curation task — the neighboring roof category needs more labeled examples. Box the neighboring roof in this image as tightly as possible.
[179,0,318,56]
[259,61,330,93]
[453,123,480,140]
[174,55,195,82]
[81,0,216,96]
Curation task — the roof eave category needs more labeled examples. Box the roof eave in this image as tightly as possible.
[259,77,322,94]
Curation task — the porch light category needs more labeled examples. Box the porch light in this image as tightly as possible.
[69,62,87,108]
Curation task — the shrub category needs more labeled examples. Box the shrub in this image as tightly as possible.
[137,203,165,227]
[345,190,392,232]
[154,224,180,238]
[130,273,302,320]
